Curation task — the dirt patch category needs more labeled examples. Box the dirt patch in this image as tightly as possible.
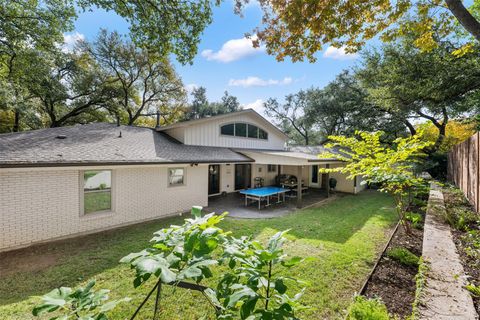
[0,247,61,277]
[363,203,425,318]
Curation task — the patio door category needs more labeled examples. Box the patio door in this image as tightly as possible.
[208,165,220,195]
[235,164,251,190]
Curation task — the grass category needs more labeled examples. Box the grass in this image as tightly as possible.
[0,191,396,319]
[386,247,420,267]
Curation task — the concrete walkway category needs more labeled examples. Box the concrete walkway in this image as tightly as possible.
[419,185,478,320]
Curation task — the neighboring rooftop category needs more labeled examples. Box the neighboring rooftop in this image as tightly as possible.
[0,123,252,168]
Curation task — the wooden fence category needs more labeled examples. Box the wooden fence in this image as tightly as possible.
[447,132,480,213]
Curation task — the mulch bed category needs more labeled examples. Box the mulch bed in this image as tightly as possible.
[362,204,425,318]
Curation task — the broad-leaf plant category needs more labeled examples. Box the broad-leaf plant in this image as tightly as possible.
[319,131,432,234]
[33,208,309,319]
[120,206,227,287]
[32,280,129,319]
[206,231,310,319]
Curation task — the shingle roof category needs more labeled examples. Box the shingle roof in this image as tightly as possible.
[0,123,252,168]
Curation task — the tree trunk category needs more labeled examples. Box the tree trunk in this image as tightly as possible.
[445,0,480,42]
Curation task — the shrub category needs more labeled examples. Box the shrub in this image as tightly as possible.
[387,247,420,267]
[32,280,129,320]
[443,207,477,231]
[346,295,390,320]
[405,212,423,230]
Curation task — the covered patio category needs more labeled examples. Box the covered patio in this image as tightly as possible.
[204,188,332,218]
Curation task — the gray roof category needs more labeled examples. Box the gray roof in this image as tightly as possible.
[0,123,252,168]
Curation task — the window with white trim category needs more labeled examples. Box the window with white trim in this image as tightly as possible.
[220,122,268,140]
[168,168,185,186]
[82,170,112,214]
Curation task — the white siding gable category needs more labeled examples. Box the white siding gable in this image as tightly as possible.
[163,111,286,150]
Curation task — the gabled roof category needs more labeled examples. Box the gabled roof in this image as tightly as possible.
[0,123,252,168]
[157,109,289,139]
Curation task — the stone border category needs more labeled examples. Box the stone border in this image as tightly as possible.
[419,183,478,320]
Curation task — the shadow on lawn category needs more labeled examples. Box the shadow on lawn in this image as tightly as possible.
[0,191,395,307]
[0,215,185,306]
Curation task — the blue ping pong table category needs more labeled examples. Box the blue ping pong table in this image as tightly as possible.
[239,186,290,209]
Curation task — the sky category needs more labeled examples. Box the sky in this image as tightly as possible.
[68,1,360,115]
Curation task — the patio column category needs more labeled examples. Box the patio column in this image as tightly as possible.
[296,166,303,208]
[325,164,330,198]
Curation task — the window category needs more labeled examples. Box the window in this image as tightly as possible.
[83,170,112,214]
[235,123,247,137]
[220,123,269,140]
[220,123,234,136]
[267,164,277,173]
[169,168,185,186]
[259,128,268,140]
[248,124,258,138]
[311,165,319,184]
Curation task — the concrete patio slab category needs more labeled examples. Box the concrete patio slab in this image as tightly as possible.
[204,188,335,219]
[419,185,478,320]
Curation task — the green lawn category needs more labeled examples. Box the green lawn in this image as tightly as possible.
[0,191,396,319]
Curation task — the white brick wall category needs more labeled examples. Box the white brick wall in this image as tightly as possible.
[0,165,208,251]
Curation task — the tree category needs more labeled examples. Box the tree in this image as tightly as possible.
[356,41,480,153]
[220,90,241,113]
[86,30,186,126]
[183,87,242,121]
[304,71,408,143]
[1,1,219,65]
[20,48,117,128]
[320,131,432,234]
[234,0,480,62]
[263,92,316,145]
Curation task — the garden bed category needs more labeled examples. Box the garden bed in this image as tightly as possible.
[443,187,480,315]
[362,199,427,318]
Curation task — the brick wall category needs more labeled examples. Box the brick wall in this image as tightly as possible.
[0,165,208,251]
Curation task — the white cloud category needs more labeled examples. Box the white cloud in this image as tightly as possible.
[184,83,199,93]
[62,32,85,53]
[323,46,358,60]
[243,99,264,113]
[201,36,264,63]
[228,76,293,88]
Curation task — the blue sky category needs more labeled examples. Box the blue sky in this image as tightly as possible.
[69,1,360,113]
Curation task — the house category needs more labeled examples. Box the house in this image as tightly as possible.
[0,109,364,252]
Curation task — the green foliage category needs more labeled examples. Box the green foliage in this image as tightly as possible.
[462,230,480,265]
[443,207,478,232]
[405,212,423,230]
[346,295,391,320]
[11,192,395,319]
[320,130,432,233]
[409,258,429,320]
[184,87,241,121]
[466,283,480,298]
[120,206,226,288]
[387,248,420,267]
[357,41,480,155]
[120,208,309,319]
[32,280,129,319]
[207,230,310,319]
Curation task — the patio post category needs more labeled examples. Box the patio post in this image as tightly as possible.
[296,166,303,208]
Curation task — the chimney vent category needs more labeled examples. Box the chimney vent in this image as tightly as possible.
[155,110,161,129]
